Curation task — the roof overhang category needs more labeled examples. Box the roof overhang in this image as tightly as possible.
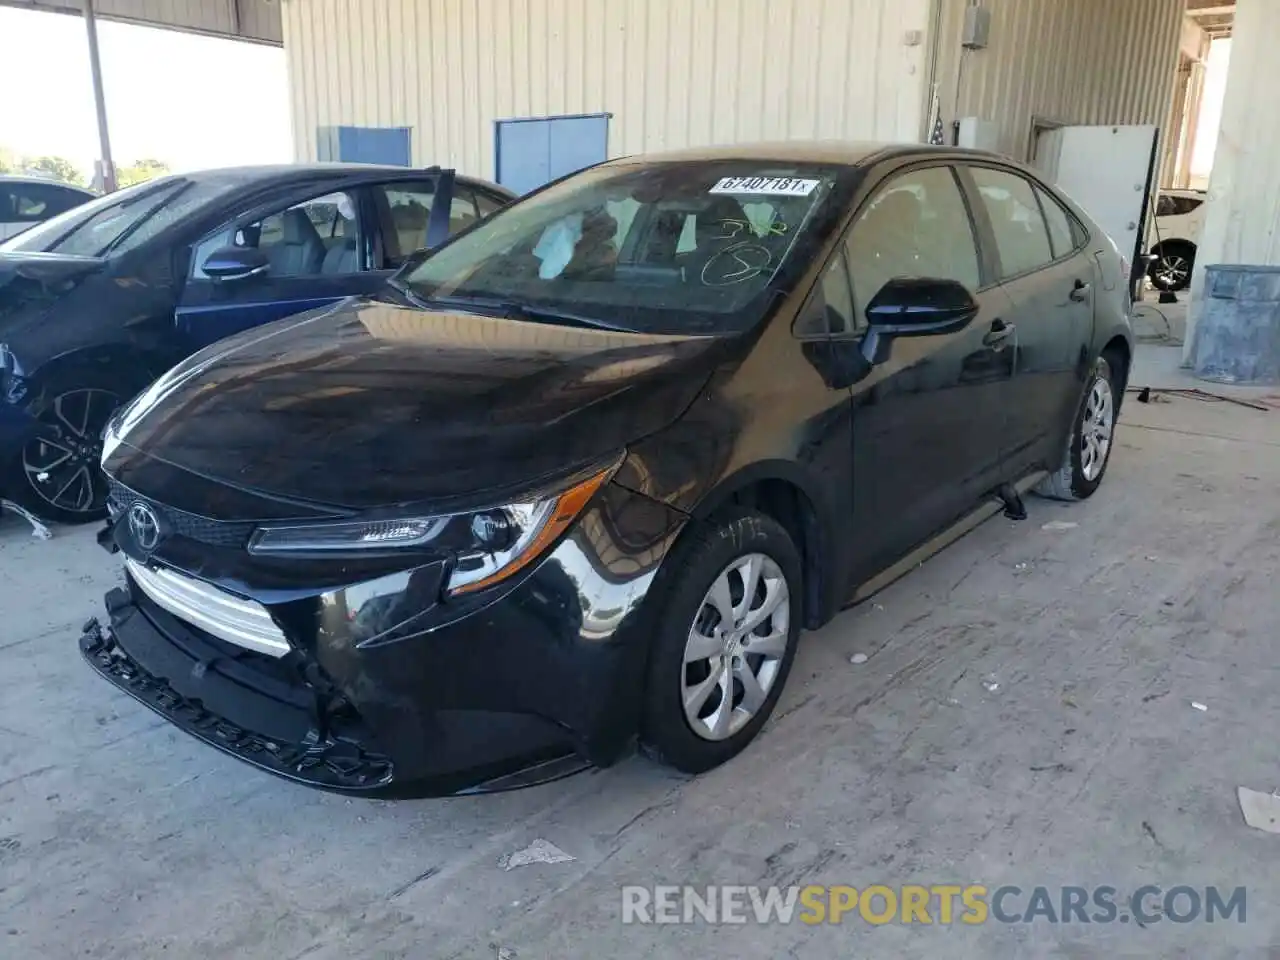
[0,0,281,46]
[1185,0,1234,40]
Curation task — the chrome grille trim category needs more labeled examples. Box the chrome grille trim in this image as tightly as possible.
[126,558,290,659]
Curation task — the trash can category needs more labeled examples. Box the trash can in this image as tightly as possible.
[1190,264,1280,385]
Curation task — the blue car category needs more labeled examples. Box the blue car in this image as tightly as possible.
[0,165,513,523]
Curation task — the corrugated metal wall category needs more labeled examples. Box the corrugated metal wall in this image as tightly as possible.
[281,0,932,177]
[932,0,1184,161]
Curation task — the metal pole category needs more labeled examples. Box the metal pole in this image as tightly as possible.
[83,0,116,193]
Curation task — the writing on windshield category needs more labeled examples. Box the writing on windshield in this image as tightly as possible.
[404,160,843,334]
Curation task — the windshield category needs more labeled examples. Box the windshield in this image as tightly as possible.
[402,160,849,334]
[0,176,220,258]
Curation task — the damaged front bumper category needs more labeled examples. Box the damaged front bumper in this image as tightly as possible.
[80,481,687,797]
[81,594,403,792]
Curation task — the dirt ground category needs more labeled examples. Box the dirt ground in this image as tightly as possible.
[2,368,1278,959]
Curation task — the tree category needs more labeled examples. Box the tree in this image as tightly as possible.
[0,147,15,175]
[116,158,170,188]
[23,155,86,186]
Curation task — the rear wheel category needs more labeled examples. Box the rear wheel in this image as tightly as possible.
[640,508,802,774]
[1036,356,1118,502]
[9,370,129,524]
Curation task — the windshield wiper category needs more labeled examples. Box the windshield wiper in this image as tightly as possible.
[417,292,630,332]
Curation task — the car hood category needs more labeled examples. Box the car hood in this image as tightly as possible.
[104,296,727,514]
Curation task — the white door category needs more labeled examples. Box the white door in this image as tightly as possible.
[1033,124,1158,266]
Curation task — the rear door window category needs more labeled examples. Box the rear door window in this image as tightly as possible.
[372,181,437,266]
[969,167,1054,279]
[448,188,480,235]
[474,189,508,219]
[1034,185,1080,260]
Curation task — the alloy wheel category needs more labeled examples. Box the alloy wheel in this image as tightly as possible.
[1080,377,1114,482]
[21,387,119,516]
[682,552,790,741]
[1155,254,1190,290]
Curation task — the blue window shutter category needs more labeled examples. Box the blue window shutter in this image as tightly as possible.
[496,120,552,195]
[547,115,608,181]
[496,114,608,195]
[327,126,412,165]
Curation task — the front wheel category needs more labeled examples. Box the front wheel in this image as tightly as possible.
[1036,356,1118,502]
[640,508,802,774]
[9,372,128,524]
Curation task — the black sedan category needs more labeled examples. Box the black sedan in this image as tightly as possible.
[82,142,1133,796]
[0,165,513,523]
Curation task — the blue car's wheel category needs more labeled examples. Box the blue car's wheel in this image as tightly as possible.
[9,370,125,525]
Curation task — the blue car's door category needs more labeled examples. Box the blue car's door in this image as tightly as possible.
[174,173,455,350]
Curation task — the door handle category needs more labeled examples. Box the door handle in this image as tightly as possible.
[982,319,1015,347]
[1069,279,1092,302]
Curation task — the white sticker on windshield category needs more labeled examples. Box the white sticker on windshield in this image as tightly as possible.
[710,176,820,197]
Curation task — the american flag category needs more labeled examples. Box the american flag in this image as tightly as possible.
[928,88,946,145]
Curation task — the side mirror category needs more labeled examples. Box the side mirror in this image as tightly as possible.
[201,246,269,281]
[860,277,979,367]
[865,277,979,334]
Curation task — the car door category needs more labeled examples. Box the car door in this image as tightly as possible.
[175,185,386,350]
[842,163,1015,585]
[963,165,1094,474]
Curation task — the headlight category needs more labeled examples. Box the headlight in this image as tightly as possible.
[247,461,617,596]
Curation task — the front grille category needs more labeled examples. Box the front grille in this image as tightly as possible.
[107,477,257,548]
[126,558,291,658]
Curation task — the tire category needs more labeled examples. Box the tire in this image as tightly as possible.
[1036,356,1119,502]
[639,508,803,774]
[7,367,133,525]
[1148,242,1195,292]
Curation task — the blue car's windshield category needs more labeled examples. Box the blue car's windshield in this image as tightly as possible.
[0,176,222,258]
[402,159,852,334]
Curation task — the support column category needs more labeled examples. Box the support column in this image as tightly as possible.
[1176,59,1207,188]
[83,0,116,193]
[1159,58,1190,188]
[1183,0,1280,366]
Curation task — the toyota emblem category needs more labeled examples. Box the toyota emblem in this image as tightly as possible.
[127,501,161,553]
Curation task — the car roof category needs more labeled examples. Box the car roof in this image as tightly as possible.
[127,164,513,201]
[601,140,1011,169]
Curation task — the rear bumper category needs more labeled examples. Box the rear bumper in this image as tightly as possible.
[81,481,688,797]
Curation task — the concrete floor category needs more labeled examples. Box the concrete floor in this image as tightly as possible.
[2,360,1279,959]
